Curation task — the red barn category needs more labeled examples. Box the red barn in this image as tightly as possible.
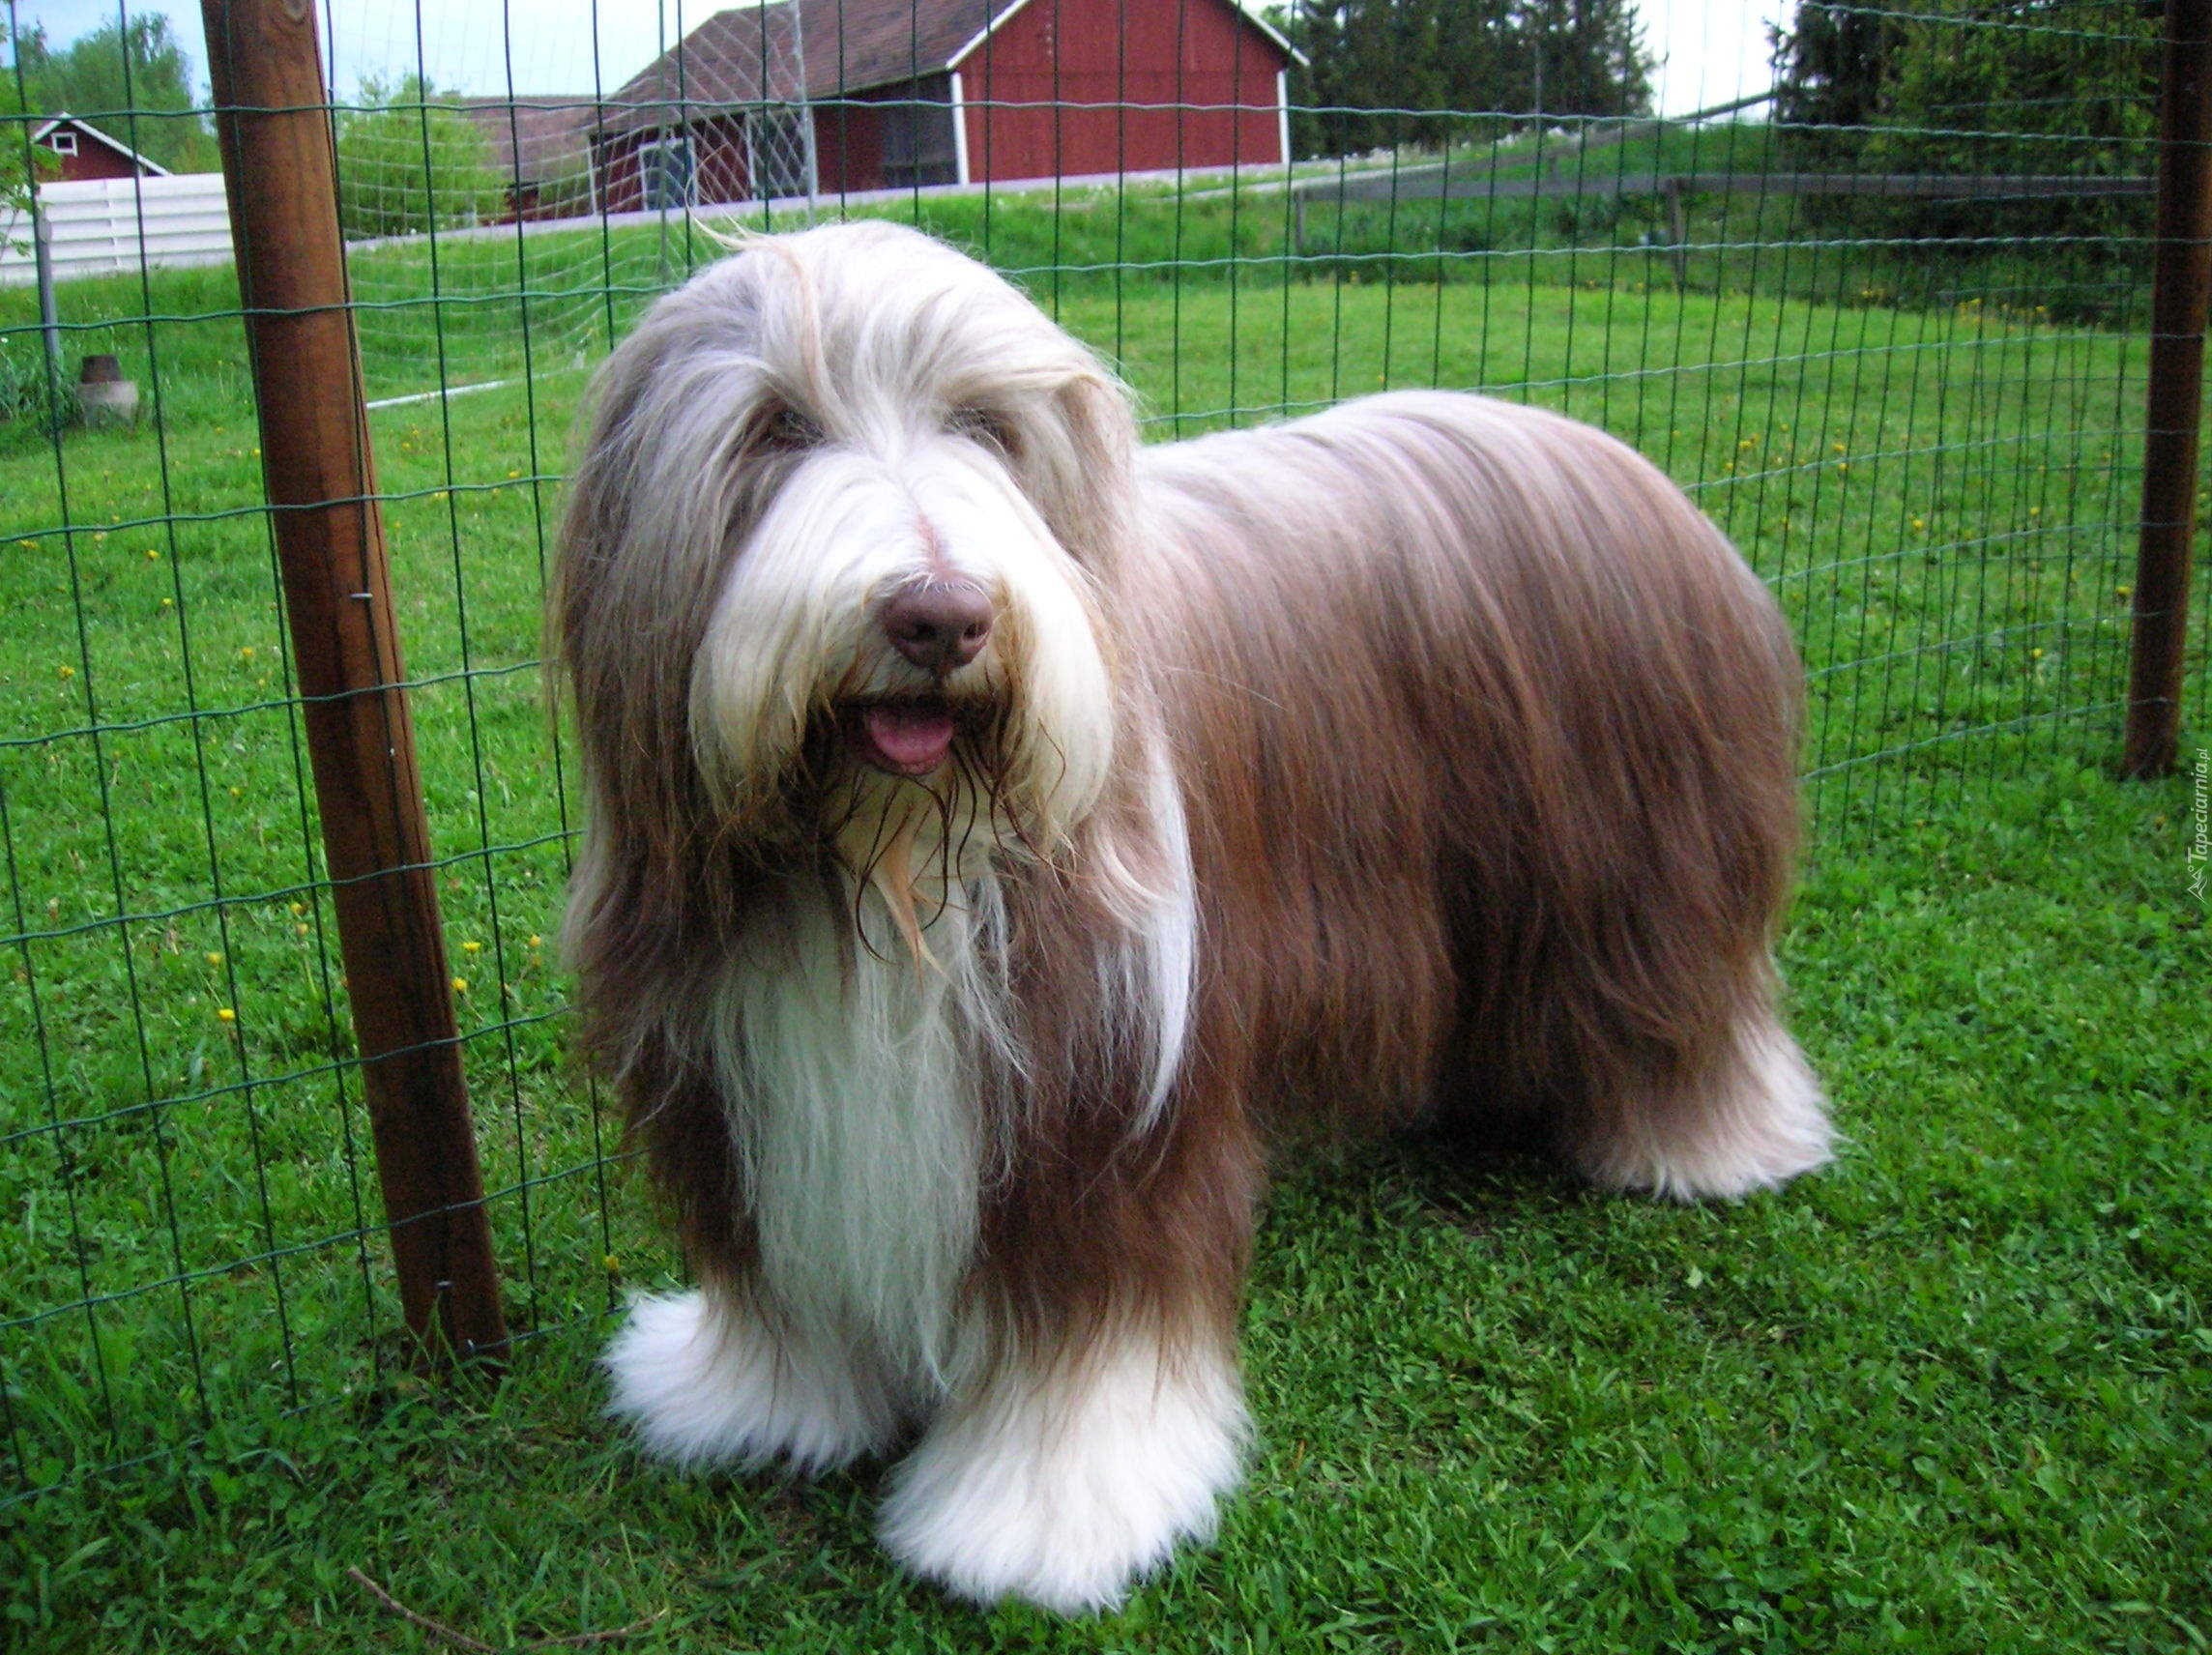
[595,0,1294,211]
[29,115,172,185]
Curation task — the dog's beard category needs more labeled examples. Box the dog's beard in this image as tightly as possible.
[809,699,1030,966]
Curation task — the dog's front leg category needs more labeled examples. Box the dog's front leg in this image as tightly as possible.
[877,1322,1249,1613]
[604,1284,903,1474]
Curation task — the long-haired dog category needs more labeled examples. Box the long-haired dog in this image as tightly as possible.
[555,220,1829,1612]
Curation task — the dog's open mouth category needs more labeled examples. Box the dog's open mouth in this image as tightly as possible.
[848,699,960,777]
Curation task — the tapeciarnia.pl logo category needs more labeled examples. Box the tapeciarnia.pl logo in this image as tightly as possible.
[2189,747,2209,906]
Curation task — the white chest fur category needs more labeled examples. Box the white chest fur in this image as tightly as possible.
[708,887,1000,1390]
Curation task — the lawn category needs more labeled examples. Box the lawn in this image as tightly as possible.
[3,764,2205,1652]
[0,202,2204,1648]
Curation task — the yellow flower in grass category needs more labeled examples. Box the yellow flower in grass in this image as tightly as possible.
[451,976,469,994]
[217,1007,236,1024]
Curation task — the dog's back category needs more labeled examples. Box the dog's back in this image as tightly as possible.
[1130,392,1819,1187]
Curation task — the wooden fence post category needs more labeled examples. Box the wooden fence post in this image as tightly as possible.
[2129,0,2212,779]
[201,0,509,1368]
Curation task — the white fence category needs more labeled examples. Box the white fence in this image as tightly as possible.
[0,174,233,288]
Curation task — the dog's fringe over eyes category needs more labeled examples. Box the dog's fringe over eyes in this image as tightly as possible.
[556,220,1831,1617]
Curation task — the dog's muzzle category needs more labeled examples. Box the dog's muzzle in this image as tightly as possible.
[846,580,996,778]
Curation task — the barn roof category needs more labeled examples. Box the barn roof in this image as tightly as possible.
[597,0,1294,139]
[455,98,598,185]
[30,114,174,177]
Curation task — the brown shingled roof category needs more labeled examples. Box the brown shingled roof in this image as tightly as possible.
[597,0,1294,142]
[596,0,1021,140]
[456,98,597,183]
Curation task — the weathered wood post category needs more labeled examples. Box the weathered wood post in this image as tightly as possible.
[201,0,509,1367]
[2129,0,2212,778]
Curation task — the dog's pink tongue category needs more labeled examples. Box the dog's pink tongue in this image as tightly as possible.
[864,703,957,773]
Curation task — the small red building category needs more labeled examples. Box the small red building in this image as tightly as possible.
[29,115,172,185]
[595,0,1294,211]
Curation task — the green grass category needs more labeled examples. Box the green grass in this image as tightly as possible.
[2,763,2205,1651]
[0,200,2204,1646]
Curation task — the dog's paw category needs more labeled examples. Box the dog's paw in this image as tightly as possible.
[1580,1015,1833,1202]
[603,1289,900,1473]
[877,1333,1247,1614]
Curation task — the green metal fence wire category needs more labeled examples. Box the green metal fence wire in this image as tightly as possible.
[0,0,2197,1502]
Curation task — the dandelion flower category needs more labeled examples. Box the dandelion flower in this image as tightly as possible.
[461,940,481,954]
[217,1007,236,1024]
[206,951,222,966]
[451,976,468,994]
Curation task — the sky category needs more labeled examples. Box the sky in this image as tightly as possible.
[12,0,1785,118]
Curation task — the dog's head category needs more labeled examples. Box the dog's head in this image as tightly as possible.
[557,222,1139,920]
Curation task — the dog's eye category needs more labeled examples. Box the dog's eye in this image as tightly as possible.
[747,402,822,456]
[948,406,1020,461]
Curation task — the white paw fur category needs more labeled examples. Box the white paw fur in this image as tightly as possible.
[603,1289,902,1474]
[1579,1015,1833,1202]
[877,1331,1249,1614]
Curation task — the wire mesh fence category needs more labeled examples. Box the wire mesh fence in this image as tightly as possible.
[0,0,2198,1503]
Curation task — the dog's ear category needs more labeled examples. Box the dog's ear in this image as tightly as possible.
[1019,366,1142,576]
[553,276,775,881]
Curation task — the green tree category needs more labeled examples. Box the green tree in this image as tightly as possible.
[1771,0,2155,173]
[1768,0,2156,296]
[1514,0,1653,123]
[4,68,54,220]
[1280,0,1650,160]
[12,15,218,174]
[334,75,507,242]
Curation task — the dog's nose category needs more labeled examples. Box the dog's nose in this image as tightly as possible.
[881,582,994,674]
